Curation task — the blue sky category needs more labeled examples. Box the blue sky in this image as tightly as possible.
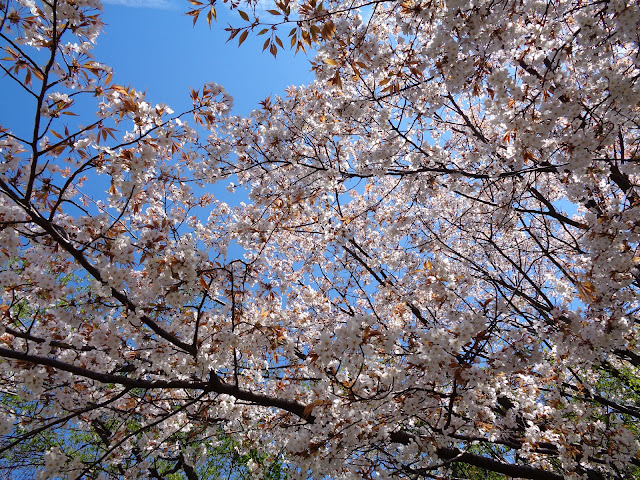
[1,0,313,135]
[96,0,313,115]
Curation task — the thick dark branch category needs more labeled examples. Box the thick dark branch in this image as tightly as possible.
[178,452,199,480]
[5,326,96,352]
[390,431,564,480]
[437,447,565,480]
[614,348,640,367]
[562,382,640,419]
[0,346,201,389]
[0,347,313,423]
[206,372,313,423]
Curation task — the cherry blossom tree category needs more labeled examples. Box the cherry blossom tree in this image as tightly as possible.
[1,0,640,478]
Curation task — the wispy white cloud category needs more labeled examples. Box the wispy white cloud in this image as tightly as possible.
[102,0,176,9]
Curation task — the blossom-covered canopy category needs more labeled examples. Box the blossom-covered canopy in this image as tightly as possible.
[1,0,639,478]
